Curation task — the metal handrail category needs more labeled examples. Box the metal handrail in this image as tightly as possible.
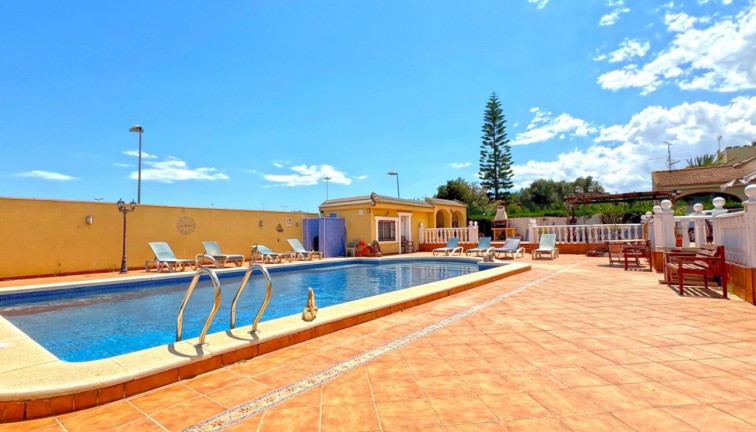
[176,267,222,345]
[230,263,272,333]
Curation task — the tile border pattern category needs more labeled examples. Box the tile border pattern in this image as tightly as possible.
[186,264,579,432]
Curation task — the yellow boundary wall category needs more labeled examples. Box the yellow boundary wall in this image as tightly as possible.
[0,197,317,278]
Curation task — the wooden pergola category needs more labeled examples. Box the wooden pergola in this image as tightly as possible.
[564,191,678,220]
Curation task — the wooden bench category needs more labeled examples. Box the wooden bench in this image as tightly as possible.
[664,244,727,298]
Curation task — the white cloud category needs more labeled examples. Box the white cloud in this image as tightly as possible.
[600,0,629,26]
[600,7,630,26]
[114,163,133,168]
[356,175,368,180]
[123,150,158,159]
[664,12,697,32]
[263,164,353,187]
[598,39,650,63]
[512,108,598,145]
[135,158,229,183]
[598,4,756,93]
[449,162,472,169]
[513,96,756,192]
[16,170,76,181]
[527,0,549,9]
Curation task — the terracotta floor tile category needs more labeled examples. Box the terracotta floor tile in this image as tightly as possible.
[415,375,474,398]
[461,373,519,395]
[271,387,322,411]
[618,382,698,408]
[623,362,695,382]
[258,405,320,432]
[571,385,651,412]
[253,365,311,389]
[713,400,756,427]
[111,418,165,431]
[370,378,425,403]
[365,360,414,381]
[664,404,756,432]
[629,347,689,363]
[61,401,145,432]
[443,423,506,432]
[478,392,549,421]
[150,396,226,432]
[322,369,373,405]
[594,349,651,365]
[528,388,603,416]
[445,357,500,375]
[405,360,457,378]
[183,370,244,394]
[321,401,381,432]
[428,396,496,425]
[230,357,285,377]
[0,418,62,431]
[502,417,570,432]
[548,367,611,388]
[220,414,263,432]
[662,378,749,404]
[660,359,733,378]
[438,344,481,360]
[505,370,565,392]
[128,383,202,414]
[590,364,649,384]
[375,399,442,431]
[205,378,273,408]
[288,353,340,374]
[613,407,697,432]
[559,413,635,431]
[662,344,724,360]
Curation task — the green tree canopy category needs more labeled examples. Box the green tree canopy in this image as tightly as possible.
[479,92,514,202]
[686,153,724,167]
[435,177,495,217]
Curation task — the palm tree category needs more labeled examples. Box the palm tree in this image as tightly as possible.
[686,153,723,167]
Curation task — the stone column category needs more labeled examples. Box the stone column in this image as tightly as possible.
[656,200,676,248]
[742,186,756,267]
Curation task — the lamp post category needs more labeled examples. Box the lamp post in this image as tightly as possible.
[117,198,137,273]
[323,176,332,200]
[387,171,400,198]
[129,125,144,204]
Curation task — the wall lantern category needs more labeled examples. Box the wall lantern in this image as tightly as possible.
[85,215,94,225]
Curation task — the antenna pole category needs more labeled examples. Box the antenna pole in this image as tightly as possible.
[717,135,722,154]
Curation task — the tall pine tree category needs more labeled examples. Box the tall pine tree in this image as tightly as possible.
[479,92,514,202]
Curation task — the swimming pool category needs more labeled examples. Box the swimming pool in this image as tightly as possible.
[0,259,479,362]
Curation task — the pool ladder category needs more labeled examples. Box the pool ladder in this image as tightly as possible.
[176,257,273,346]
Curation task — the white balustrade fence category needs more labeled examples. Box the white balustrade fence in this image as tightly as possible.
[530,223,643,244]
[418,222,478,244]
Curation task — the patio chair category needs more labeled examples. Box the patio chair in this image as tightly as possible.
[492,237,525,259]
[606,242,626,267]
[199,241,245,268]
[432,237,462,256]
[532,234,559,259]
[465,237,493,257]
[251,244,292,263]
[287,238,323,260]
[147,242,197,272]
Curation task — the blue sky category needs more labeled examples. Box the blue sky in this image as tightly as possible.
[1,0,754,212]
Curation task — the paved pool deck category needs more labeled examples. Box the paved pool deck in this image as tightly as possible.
[3,253,756,431]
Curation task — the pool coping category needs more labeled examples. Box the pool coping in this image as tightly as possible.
[0,256,530,422]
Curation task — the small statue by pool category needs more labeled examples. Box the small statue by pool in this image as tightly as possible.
[483,249,495,262]
[302,287,318,321]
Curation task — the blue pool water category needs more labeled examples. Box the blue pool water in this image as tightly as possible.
[0,259,478,362]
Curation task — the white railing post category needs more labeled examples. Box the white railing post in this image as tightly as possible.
[468,221,478,243]
[712,196,728,245]
[741,187,756,267]
[419,223,425,244]
[656,200,676,248]
[528,218,538,244]
[692,203,706,246]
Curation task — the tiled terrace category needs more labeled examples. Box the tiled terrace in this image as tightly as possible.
[3,254,756,431]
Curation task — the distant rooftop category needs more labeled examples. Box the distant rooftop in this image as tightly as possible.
[319,194,466,209]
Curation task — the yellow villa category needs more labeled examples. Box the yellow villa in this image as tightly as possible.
[318,193,468,254]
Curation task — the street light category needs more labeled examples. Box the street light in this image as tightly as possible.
[116,198,137,273]
[129,125,144,204]
[387,171,400,198]
[323,176,332,200]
